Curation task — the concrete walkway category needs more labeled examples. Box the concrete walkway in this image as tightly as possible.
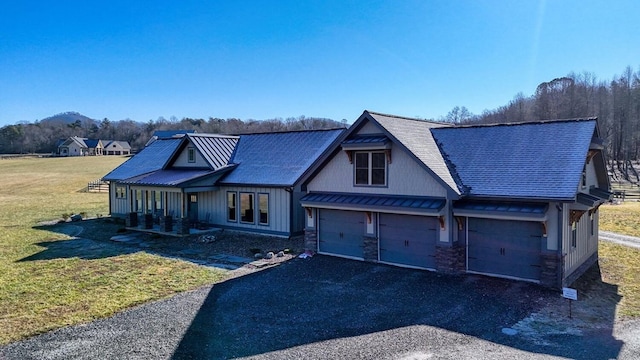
[599,230,640,249]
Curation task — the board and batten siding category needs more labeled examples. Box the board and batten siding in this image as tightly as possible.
[173,146,208,167]
[562,202,599,277]
[109,182,130,216]
[207,186,292,235]
[307,142,447,197]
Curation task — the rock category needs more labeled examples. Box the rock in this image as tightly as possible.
[254,253,264,259]
[277,251,284,257]
[70,214,82,222]
[265,251,274,259]
[199,235,216,243]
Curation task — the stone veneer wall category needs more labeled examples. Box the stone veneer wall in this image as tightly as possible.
[363,236,378,262]
[435,244,465,274]
[126,212,138,227]
[540,252,562,288]
[304,228,317,253]
[176,217,190,235]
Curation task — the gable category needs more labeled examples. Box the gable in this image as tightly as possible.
[431,119,598,200]
[307,117,447,197]
[169,134,238,170]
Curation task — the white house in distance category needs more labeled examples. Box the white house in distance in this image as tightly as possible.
[56,136,131,156]
[300,110,611,289]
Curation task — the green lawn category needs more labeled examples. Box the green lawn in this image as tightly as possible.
[599,202,640,318]
[0,157,227,345]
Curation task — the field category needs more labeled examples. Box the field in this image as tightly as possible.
[599,202,640,318]
[0,157,227,345]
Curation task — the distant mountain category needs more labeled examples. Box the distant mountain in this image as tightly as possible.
[40,111,95,125]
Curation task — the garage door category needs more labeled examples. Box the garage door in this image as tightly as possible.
[379,214,438,269]
[318,209,364,259]
[467,218,542,281]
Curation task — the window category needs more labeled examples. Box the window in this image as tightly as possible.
[155,191,163,212]
[355,151,386,186]
[135,190,142,212]
[258,193,269,225]
[188,147,195,163]
[590,213,595,236]
[146,191,153,213]
[116,186,127,199]
[582,166,587,189]
[571,223,577,248]
[227,192,237,222]
[240,192,254,223]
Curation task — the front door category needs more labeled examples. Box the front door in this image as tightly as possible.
[188,194,198,223]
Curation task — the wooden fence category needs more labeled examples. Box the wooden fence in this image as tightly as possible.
[611,183,640,201]
[87,180,109,193]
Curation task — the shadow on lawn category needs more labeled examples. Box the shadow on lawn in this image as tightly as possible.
[17,237,138,262]
[18,221,137,262]
[172,256,624,359]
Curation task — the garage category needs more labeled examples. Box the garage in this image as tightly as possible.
[379,213,438,269]
[467,218,543,281]
[318,209,364,259]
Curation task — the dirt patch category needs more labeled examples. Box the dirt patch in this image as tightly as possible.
[510,263,622,345]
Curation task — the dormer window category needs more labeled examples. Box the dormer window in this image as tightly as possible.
[355,151,386,186]
[188,147,195,163]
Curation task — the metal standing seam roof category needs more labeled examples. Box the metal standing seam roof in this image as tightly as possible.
[431,119,597,200]
[220,129,345,186]
[119,167,235,187]
[366,112,461,195]
[300,192,446,213]
[102,138,182,181]
[186,134,239,170]
[453,200,548,215]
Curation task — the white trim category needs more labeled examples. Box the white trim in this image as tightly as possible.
[452,211,547,222]
[317,252,364,261]
[466,270,541,284]
[301,204,445,217]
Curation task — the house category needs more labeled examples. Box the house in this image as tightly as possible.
[56,136,129,156]
[102,129,344,237]
[102,140,132,155]
[300,111,611,289]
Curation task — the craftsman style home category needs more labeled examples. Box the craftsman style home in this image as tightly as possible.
[300,111,610,288]
[56,136,131,156]
[102,129,344,237]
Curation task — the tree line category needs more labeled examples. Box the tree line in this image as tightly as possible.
[0,115,347,154]
[441,65,640,180]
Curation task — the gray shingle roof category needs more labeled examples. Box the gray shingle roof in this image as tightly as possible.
[431,119,597,200]
[102,138,182,181]
[220,129,345,186]
[366,111,461,195]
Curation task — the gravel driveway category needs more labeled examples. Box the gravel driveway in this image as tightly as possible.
[2,255,638,359]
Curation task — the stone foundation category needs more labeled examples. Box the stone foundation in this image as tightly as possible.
[540,252,562,288]
[363,236,378,262]
[126,212,138,227]
[144,213,153,229]
[160,215,173,232]
[304,228,317,252]
[435,244,466,274]
[176,217,190,235]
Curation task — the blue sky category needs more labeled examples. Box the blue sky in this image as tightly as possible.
[1,0,638,126]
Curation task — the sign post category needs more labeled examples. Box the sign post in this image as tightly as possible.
[562,287,578,318]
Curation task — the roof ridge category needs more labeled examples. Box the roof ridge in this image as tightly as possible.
[366,110,450,126]
[233,128,346,136]
[444,117,598,129]
[188,133,239,139]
